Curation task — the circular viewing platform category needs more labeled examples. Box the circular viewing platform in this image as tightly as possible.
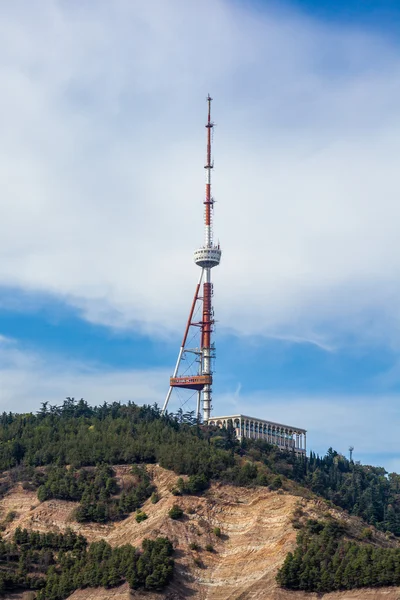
[194,246,221,268]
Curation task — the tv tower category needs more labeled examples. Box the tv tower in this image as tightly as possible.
[162,95,221,421]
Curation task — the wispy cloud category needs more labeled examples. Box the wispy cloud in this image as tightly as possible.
[217,388,400,469]
[1,0,400,351]
[0,335,167,413]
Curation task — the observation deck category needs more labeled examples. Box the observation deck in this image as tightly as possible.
[170,375,212,390]
[194,246,221,269]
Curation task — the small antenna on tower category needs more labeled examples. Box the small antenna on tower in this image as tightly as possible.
[349,446,354,462]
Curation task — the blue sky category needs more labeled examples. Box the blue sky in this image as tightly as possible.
[2,0,400,470]
[277,0,400,28]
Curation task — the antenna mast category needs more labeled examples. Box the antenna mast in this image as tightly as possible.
[163,96,221,421]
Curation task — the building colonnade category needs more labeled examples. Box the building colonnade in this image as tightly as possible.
[207,414,306,454]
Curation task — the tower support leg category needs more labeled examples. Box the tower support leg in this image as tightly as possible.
[162,270,204,415]
[196,391,201,422]
[162,346,184,413]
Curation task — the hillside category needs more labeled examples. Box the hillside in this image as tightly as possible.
[2,400,400,598]
[1,465,400,600]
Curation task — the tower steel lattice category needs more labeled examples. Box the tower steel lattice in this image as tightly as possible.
[162,95,221,421]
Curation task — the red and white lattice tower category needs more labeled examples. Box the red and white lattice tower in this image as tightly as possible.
[162,95,221,421]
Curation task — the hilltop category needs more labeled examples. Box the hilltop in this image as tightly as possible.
[0,399,400,598]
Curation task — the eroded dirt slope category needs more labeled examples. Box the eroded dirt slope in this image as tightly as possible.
[1,466,400,600]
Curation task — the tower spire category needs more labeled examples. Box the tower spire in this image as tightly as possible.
[204,94,213,247]
[162,96,221,421]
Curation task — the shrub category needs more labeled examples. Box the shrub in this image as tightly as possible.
[213,527,221,537]
[256,472,269,486]
[175,474,210,495]
[198,517,208,530]
[185,474,209,494]
[171,488,181,496]
[324,518,347,538]
[135,511,148,523]
[361,527,373,540]
[269,475,282,490]
[176,477,185,491]
[5,511,17,523]
[151,492,159,504]
[37,484,51,502]
[189,542,200,551]
[293,505,304,518]
[193,556,204,568]
[306,519,324,535]
[205,543,214,552]
[385,530,395,539]
[22,481,35,491]
[168,505,184,520]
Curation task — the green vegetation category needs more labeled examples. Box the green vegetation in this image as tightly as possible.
[34,463,153,523]
[37,464,118,503]
[189,541,200,551]
[176,473,210,495]
[277,517,400,592]
[135,510,148,523]
[269,475,283,490]
[193,556,204,568]
[2,400,400,536]
[3,398,400,594]
[4,510,17,523]
[0,527,173,599]
[301,449,400,536]
[0,399,235,480]
[168,504,184,520]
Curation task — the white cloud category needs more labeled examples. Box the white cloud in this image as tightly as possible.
[0,335,168,413]
[1,1,400,348]
[217,388,400,470]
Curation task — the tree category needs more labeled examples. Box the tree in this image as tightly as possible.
[168,505,184,520]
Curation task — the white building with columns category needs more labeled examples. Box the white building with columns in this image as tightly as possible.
[207,414,307,455]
